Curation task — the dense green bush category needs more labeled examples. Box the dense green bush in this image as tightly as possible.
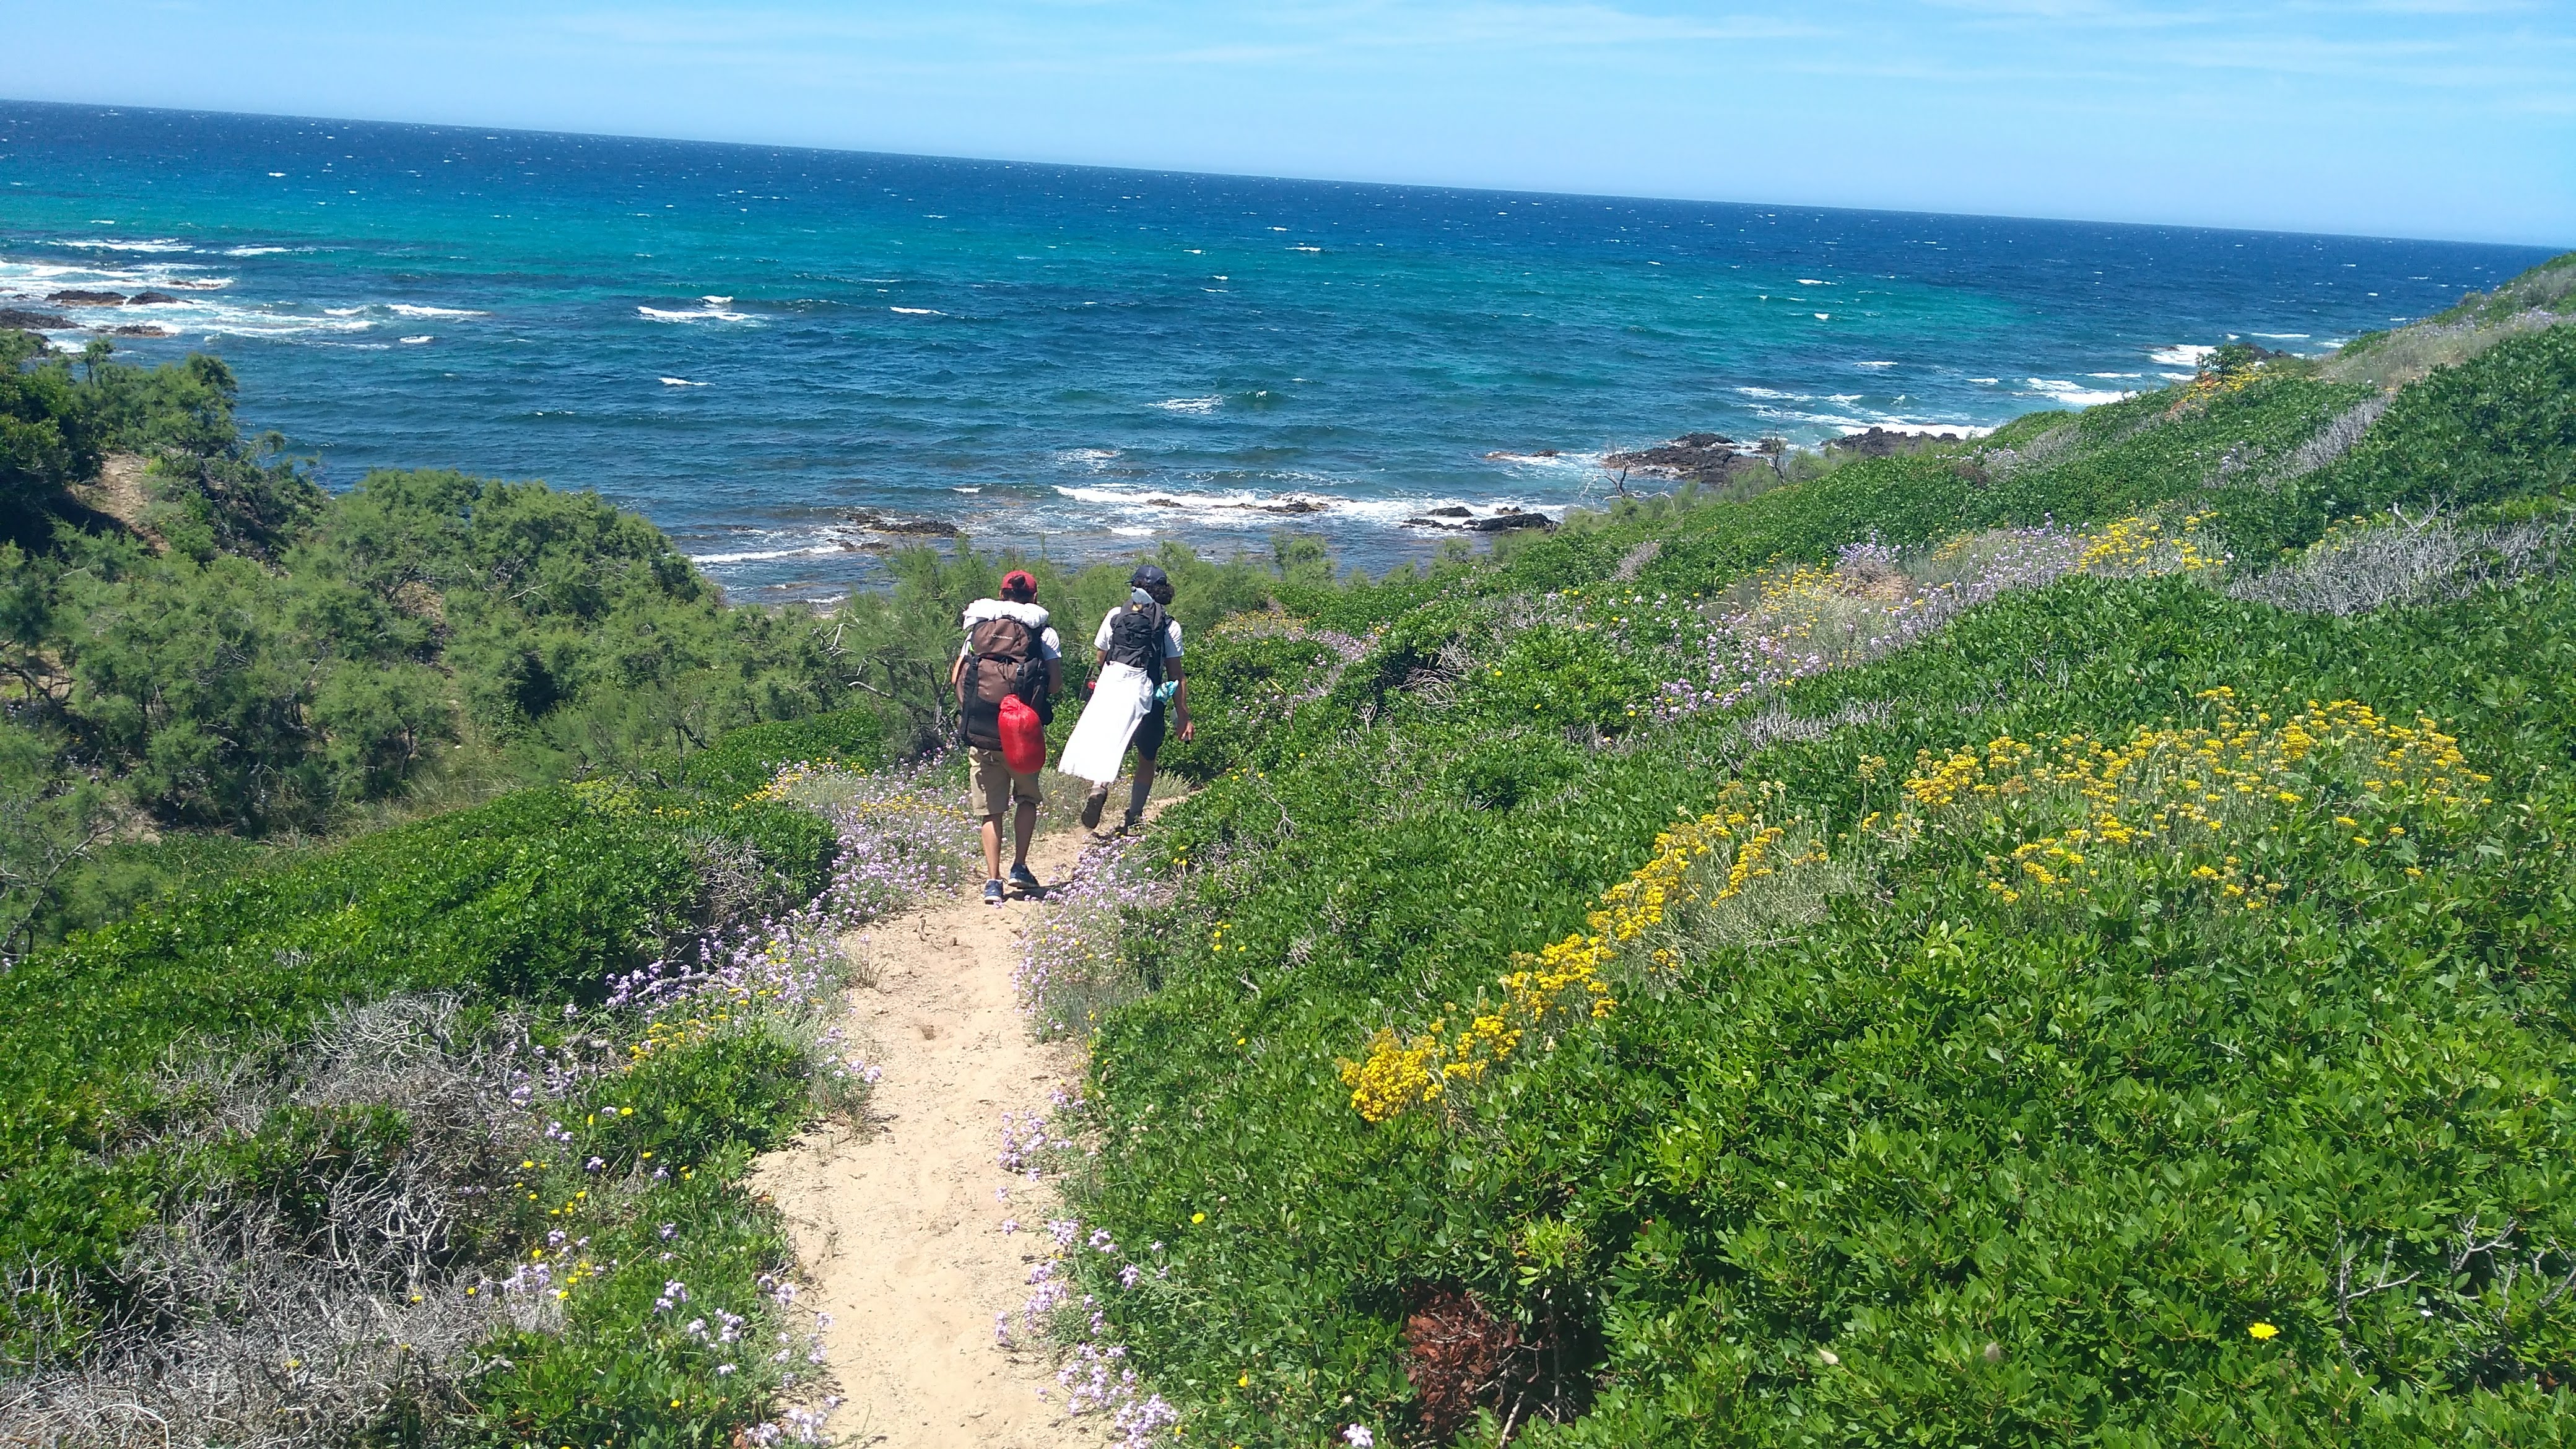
[1050,259,2576,1444]
[0,777,827,1346]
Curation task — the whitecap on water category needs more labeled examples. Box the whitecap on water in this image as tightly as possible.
[399,335,433,345]
[53,238,195,254]
[659,376,707,386]
[2147,343,2215,367]
[2024,378,2132,406]
[639,299,755,324]
[1153,397,1221,414]
[389,303,487,319]
[890,307,942,316]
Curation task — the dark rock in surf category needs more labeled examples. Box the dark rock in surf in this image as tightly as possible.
[49,290,128,306]
[1825,426,1969,459]
[1424,506,1471,518]
[848,508,959,537]
[125,291,180,306]
[0,308,71,329]
[1468,510,1553,533]
[109,324,175,338]
[1604,433,1755,484]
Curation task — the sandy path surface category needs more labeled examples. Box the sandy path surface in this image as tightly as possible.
[754,824,1103,1449]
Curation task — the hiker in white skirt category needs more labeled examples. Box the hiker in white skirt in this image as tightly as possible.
[1060,563,1191,836]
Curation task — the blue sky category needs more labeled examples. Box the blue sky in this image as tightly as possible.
[1,1,2567,245]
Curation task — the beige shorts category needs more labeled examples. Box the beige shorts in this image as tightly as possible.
[971,747,1043,821]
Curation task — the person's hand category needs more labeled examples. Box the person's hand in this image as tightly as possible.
[1178,716,1195,742]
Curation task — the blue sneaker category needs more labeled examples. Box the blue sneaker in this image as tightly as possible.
[983,878,1005,907]
[1009,864,1043,894]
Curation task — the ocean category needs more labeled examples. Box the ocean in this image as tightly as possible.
[1,100,2556,603]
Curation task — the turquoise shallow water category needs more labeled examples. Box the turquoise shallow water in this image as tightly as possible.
[1,100,2556,601]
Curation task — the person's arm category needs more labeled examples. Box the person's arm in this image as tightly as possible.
[1170,660,1192,740]
[1046,658,1063,694]
[950,650,968,702]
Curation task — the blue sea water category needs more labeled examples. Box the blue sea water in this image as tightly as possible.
[1,100,2557,602]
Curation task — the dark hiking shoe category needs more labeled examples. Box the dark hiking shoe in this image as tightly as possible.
[1078,791,1108,831]
[983,878,1006,907]
[1120,807,1145,835]
[1008,864,1042,894]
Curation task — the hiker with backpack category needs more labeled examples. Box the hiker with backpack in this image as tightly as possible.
[952,570,1061,905]
[1060,563,1192,836]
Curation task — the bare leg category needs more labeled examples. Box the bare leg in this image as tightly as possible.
[981,816,1003,881]
[1012,799,1038,869]
[1126,755,1157,824]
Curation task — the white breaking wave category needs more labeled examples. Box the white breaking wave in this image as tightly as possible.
[222,246,297,257]
[2250,333,2310,341]
[53,238,194,253]
[2149,343,2216,367]
[2025,378,2133,406]
[399,335,433,345]
[689,542,846,565]
[639,300,755,323]
[389,303,487,319]
[323,307,365,317]
[1856,360,1896,368]
[1153,396,1221,414]
[1840,420,1996,440]
[659,376,708,386]
[889,307,942,315]
[1486,451,1599,471]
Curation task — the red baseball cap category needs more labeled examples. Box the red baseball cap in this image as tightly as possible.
[1000,570,1038,598]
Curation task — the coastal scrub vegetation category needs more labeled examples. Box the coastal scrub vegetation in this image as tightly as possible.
[1014,255,2576,1445]
[3,249,2572,1447]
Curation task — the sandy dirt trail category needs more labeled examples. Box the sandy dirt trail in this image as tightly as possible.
[753,822,1103,1449]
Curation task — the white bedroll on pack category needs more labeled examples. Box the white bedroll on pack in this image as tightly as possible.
[1060,594,1170,785]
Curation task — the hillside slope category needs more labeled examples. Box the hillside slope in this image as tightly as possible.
[1035,261,2576,1446]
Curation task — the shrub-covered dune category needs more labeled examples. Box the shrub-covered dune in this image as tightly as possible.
[1043,271,2576,1445]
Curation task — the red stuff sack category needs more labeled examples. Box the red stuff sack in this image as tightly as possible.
[998,694,1046,775]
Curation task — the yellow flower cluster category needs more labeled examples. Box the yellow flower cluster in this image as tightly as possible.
[2078,513,2222,575]
[630,1011,729,1062]
[2167,362,2261,416]
[1342,794,1811,1122]
[1898,688,2488,910]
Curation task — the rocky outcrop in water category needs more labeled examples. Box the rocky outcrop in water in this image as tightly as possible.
[0,308,71,330]
[1403,507,1553,533]
[1604,432,1785,486]
[49,290,128,306]
[1825,425,1972,459]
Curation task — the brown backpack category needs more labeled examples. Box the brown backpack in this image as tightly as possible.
[960,614,1050,747]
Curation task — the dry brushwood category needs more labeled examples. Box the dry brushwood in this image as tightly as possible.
[0,995,559,1448]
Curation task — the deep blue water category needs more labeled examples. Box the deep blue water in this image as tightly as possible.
[1,100,2556,601]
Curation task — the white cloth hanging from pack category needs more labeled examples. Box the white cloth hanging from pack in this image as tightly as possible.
[1057,661,1155,785]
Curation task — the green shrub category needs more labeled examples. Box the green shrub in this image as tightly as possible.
[672,706,891,799]
[0,781,813,1349]
[1042,291,2576,1445]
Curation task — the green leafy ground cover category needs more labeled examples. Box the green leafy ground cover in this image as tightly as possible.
[0,737,876,1442]
[1046,281,2576,1444]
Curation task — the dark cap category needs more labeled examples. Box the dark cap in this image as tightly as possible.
[1129,563,1170,590]
[999,569,1037,599]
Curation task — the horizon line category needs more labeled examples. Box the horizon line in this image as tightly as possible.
[7,94,2565,256]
